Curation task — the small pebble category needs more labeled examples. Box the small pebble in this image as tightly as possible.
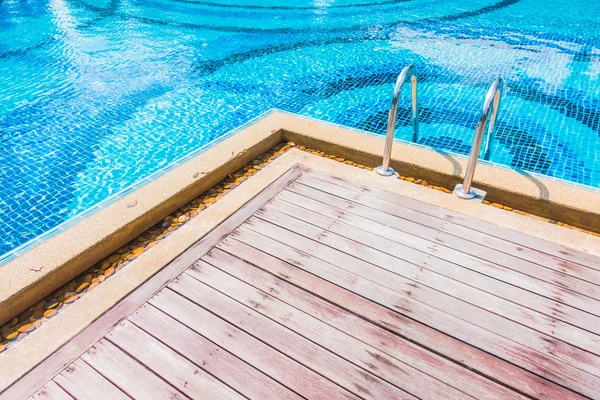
[76,283,90,293]
[17,324,34,333]
[4,331,18,341]
[43,301,59,310]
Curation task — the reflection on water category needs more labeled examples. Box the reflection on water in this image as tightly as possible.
[0,0,599,260]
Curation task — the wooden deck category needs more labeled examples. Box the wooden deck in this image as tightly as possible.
[7,165,600,400]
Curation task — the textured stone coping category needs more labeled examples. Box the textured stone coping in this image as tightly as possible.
[1,110,599,346]
[278,112,600,231]
[2,146,600,394]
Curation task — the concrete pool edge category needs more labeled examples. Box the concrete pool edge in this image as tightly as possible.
[277,111,600,231]
[0,111,286,326]
[1,110,599,327]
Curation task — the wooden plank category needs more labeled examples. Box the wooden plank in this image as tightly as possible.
[165,274,416,400]
[231,225,600,398]
[200,248,526,400]
[248,210,600,374]
[185,262,477,400]
[28,382,73,400]
[53,359,131,400]
[80,340,187,400]
[268,194,600,334]
[128,304,303,400]
[0,165,303,400]
[287,181,600,302]
[301,167,600,272]
[216,237,585,400]
[106,320,243,399]
[274,190,600,321]
[298,174,600,286]
[148,288,360,400]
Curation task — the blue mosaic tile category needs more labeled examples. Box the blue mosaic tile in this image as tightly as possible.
[1,0,599,261]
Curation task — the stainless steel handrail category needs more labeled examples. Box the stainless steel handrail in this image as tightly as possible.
[375,65,419,176]
[454,77,504,200]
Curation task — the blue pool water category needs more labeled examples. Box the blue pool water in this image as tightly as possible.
[1,0,599,261]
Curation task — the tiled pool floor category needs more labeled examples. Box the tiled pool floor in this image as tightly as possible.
[1,0,599,259]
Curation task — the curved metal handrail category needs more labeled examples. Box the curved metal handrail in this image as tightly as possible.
[376,65,419,176]
[454,77,504,199]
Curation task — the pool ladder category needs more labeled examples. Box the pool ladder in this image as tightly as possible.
[376,68,504,201]
[453,77,503,199]
[375,64,418,176]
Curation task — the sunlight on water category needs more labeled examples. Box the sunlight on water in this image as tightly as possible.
[1,0,599,259]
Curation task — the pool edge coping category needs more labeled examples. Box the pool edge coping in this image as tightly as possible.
[0,111,286,327]
[1,110,599,327]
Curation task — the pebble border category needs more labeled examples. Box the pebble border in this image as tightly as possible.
[1,142,598,354]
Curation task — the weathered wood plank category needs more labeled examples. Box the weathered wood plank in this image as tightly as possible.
[273,190,600,322]
[249,210,600,373]
[287,181,600,301]
[28,382,72,400]
[80,340,187,400]
[148,288,360,400]
[128,305,303,400]
[107,320,243,400]
[268,194,600,335]
[231,225,600,398]
[216,236,584,400]
[200,248,526,400]
[185,262,476,400]
[301,167,600,272]
[298,174,600,287]
[1,165,303,400]
[53,359,131,400]
[166,274,415,400]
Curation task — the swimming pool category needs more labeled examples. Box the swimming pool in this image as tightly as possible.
[1,0,599,261]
